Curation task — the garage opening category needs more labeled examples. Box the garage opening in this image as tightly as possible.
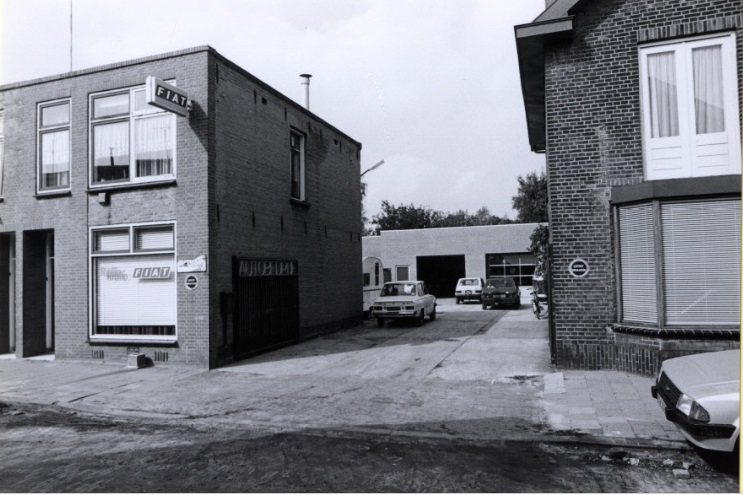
[416,255,465,298]
[233,258,300,360]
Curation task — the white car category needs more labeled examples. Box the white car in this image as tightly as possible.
[651,349,740,453]
[372,281,436,328]
[454,277,483,304]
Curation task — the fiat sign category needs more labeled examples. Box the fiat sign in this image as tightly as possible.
[146,76,189,116]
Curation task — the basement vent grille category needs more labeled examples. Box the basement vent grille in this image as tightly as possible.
[92,350,104,360]
[154,351,169,363]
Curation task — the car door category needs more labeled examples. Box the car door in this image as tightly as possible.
[419,283,434,314]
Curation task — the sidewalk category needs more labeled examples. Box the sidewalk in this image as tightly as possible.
[0,306,686,449]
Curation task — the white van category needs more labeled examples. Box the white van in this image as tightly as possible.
[454,277,484,304]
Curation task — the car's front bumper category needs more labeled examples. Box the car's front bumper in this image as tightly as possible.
[652,381,738,451]
[372,307,420,319]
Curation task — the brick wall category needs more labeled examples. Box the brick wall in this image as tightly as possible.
[210,53,362,366]
[0,48,213,367]
[543,0,742,373]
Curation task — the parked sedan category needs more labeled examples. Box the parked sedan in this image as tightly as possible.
[481,277,520,309]
[651,349,739,453]
[372,281,436,327]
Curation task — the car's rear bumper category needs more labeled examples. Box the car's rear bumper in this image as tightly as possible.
[483,295,519,305]
[455,292,481,300]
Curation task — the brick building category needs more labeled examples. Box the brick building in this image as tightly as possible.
[362,223,540,299]
[515,0,741,374]
[0,46,363,369]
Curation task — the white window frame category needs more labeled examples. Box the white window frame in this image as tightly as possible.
[639,33,741,180]
[37,99,72,194]
[89,82,177,188]
[290,129,306,201]
[89,221,178,343]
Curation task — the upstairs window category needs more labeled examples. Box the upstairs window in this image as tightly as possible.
[38,100,71,193]
[640,34,740,180]
[290,129,305,200]
[90,84,175,187]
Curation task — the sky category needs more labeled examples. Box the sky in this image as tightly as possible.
[0,0,546,221]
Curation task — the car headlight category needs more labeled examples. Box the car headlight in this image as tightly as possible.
[676,394,710,422]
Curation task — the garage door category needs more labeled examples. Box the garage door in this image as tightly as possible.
[233,259,300,359]
[416,255,465,298]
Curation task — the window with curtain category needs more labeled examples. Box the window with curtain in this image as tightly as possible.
[38,100,71,192]
[90,83,175,186]
[640,34,740,180]
[617,198,740,327]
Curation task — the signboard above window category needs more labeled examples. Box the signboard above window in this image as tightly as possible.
[146,76,190,117]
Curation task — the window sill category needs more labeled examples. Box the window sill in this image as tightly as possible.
[290,198,310,208]
[611,175,741,205]
[89,337,178,346]
[87,178,177,194]
[610,323,740,340]
[36,190,72,199]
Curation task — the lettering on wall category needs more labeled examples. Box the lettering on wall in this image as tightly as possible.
[238,259,298,278]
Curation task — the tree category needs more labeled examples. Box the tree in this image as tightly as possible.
[512,171,548,223]
[370,203,511,234]
[371,201,441,233]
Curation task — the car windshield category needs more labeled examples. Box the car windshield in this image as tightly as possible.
[459,279,479,286]
[486,278,515,289]
[381,283,417,297]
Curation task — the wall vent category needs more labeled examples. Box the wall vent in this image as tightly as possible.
[92,349,104,360]
[154,351,169,363]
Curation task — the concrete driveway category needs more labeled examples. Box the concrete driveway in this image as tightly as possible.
[0,295,684,446]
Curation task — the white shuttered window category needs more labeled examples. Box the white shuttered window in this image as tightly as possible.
[91,223,176,340]
[661,199,740,325]
[619,204,657,323]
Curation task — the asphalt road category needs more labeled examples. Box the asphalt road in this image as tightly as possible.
[0,401,738,493]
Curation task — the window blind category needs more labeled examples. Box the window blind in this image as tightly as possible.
[619,204,658,324]
[662,199,740,325]
[96,254,176,328]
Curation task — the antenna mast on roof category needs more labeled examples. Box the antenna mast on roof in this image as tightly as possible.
[69,0,73,71]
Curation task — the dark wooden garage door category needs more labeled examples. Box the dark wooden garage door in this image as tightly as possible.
[234,259,299,359]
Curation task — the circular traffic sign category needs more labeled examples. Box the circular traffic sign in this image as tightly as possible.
[568,259,590,278]
[185,275,198,290]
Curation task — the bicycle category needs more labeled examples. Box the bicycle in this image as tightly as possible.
[531,290,549,319]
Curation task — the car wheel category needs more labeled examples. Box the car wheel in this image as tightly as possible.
[430,306,436,321]
[377,318,385,328]
[456,298,460,304]
[481,303,487,310]
[416,310,425,326]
